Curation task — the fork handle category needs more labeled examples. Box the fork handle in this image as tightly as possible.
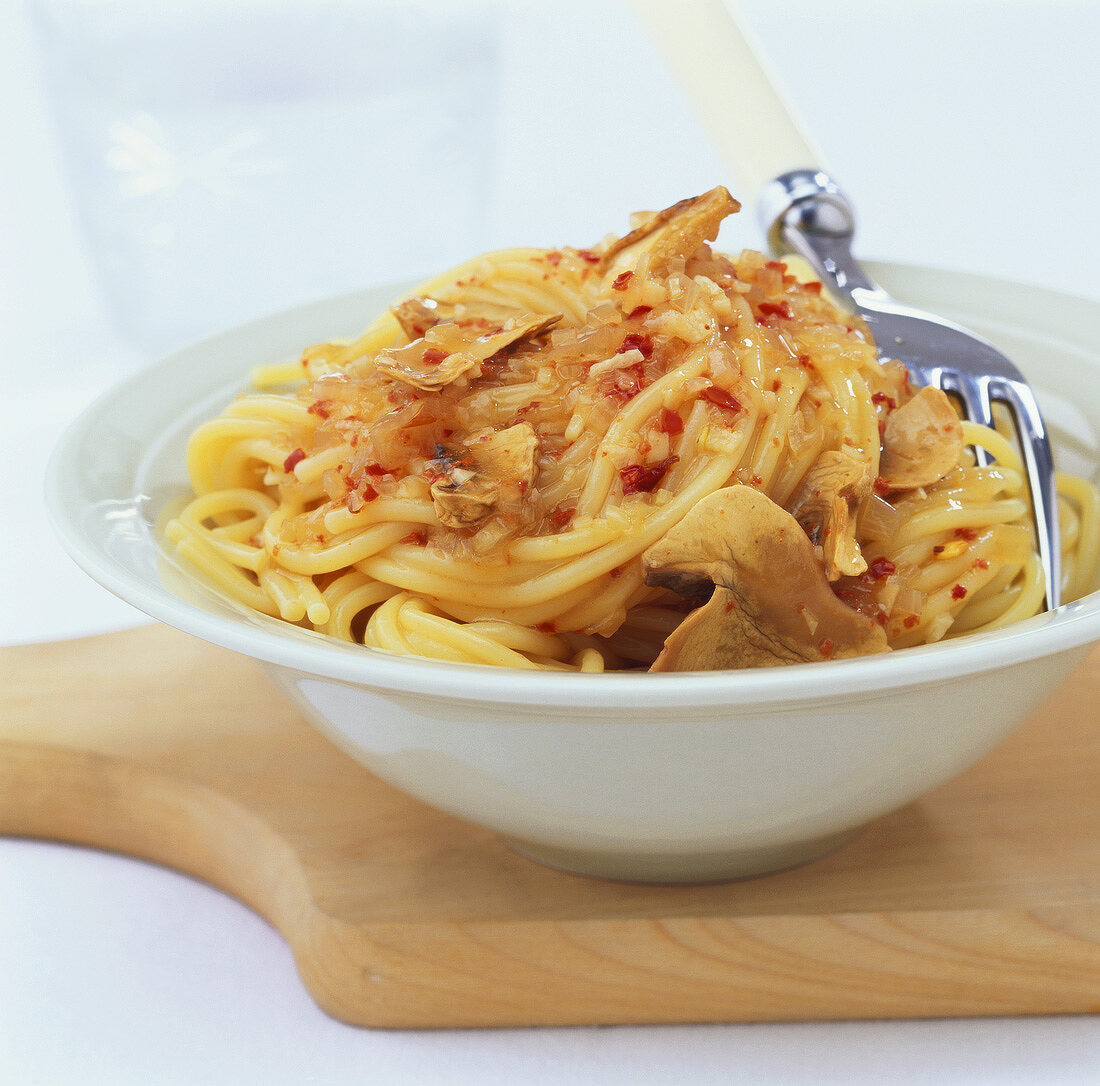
[629,1,825,200]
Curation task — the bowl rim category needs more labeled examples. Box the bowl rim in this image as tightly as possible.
[45,262,1100,710]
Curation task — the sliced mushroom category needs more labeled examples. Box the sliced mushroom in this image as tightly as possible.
[375,312,562,392]
[643,485,889,671]
[600,186,741,281]
[879,386,964,489]
[787,449,871,580]
[391,296,443,340]
[390,294,537,342]
[429,422,538,529]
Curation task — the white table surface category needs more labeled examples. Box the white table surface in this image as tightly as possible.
[4,1,1100,1081]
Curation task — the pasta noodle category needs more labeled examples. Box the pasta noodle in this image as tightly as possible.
[164,188,1100,671]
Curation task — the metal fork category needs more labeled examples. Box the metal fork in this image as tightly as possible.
[628,0,1061,610]
[758,169,1061,609]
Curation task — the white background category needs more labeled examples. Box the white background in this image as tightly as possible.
[3,1,1100,1081]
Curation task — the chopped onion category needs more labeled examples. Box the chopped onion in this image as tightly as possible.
[668,273,700,314]
[588,301,619,326]
[892,584,922,618]
[861,493,901,542]
[313,374,370,403]
[322,468,348,501]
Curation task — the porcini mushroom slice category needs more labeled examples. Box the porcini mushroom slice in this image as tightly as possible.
[429,422,538,529]
[390,296,444,340]
[390,295,538,342]
[643,485,889,671]
[600,186,741,281]
[375,312,562,392]
[879,386,964,490]
[788,450,871,580]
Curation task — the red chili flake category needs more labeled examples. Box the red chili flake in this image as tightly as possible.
[546,251,562,267]
[536,620,558,633]
[701,385,742,412]
[757,301,793,320]
[954,526,979,540]
[362,462,387,476]
[400,531,427,546]
[868,557,896,580]
[819,638,836,658]
[576,249,600,264]
[797,354,812,368]
[751,474,763,486]
[764,260,788,272]
[627,305,653,320]
[307,401,332,419]
[903,615,919,628]
[421,347,449,365]
[620,455,679,495]
[548,505,575,530]
[873,476,892,497]
[871,391,897,410]
[975,559,990,570]
[655,406,683,434]
[725,598,736,613]
[831,584,862,608]
[874,611,888,626]
[360,483,379,502]
[618,332,653,358]
[611,270,634,291]
[771,378,782,392]
[283,448,306,473]
[803,281,823,295]
[609,567,622,579]
[951,583,968,600]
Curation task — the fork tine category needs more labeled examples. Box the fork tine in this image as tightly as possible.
[943,372,1061,608]
[994,380,1062,610]
[763,169,1062,613]
[940,372,995,468]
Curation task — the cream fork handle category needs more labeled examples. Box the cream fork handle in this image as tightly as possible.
[629,0,824,204]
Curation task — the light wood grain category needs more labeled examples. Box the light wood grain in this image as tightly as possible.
[3,624,1100,1027]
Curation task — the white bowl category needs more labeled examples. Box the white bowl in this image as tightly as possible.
[47,264,1100,883]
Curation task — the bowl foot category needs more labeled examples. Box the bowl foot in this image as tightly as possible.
[503,827,857,884]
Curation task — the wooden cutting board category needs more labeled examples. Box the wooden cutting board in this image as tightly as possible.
[3,624,1100,1028]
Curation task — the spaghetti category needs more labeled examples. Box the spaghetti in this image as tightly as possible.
[164,188,1100,671]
